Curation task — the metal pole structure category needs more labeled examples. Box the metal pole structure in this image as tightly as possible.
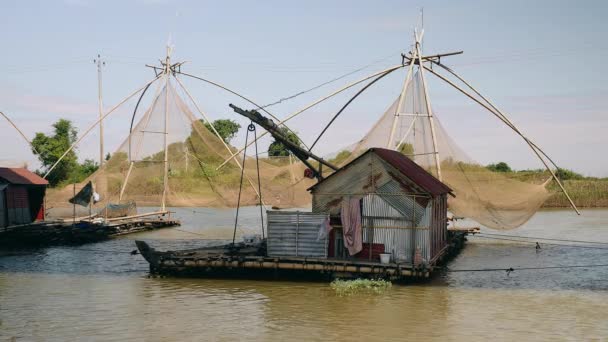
[161,47,171,211]
[414,31,442,181]
[94,55,106,167]
[217,64,406,170]
[421,65,580,214]
[43,75,162,179]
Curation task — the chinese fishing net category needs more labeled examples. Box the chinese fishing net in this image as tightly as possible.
[332,70,552,230]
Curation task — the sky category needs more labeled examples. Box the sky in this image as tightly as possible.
[1,0,607,176]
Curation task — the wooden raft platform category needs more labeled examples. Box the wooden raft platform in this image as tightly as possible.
[0,216,180,246]
[136,232,468,281]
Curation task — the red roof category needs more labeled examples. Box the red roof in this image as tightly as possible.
[372,148,452,196]
[309,148,452,196]
[0,167,48,185]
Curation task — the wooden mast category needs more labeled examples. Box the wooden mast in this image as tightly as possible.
[161,45,171,211]
[414,30,442,181]
[387,34,418,149]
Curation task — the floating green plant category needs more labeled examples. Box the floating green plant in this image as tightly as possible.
[330,278,392,296]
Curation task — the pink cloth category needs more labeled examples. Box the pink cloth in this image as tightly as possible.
[341,197,362,256]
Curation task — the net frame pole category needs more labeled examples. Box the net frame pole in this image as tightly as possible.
[415,30,442,181]
[119,82,163,202]
[173,75,268,208]
[161,49,171,211]
[43,75,162,179]
[216,64,406,170]
[387,35,420,149]
[175,71,310,150]
[422,65,580,215]
[430,61,562,170]
[0,111,40,156]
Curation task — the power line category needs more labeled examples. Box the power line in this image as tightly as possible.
[257,52,399,109]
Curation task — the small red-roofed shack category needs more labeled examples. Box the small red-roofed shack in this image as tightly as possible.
[0,167,48,228]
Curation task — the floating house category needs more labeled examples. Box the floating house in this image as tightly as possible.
[0,167,48,228]
[137,148,463,280]
[269,148,453,266]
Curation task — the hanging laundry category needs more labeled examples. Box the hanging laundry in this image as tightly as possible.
[341,197,362,255]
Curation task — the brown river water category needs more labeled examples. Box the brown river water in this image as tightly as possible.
[1,208,607,341]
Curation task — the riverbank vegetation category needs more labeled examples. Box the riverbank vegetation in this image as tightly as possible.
[31,119,100,186]
[486,162,608,207]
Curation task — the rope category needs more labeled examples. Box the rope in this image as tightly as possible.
[309,67,397,151]
[474,234,608,250]
[232,125,250,245]
[258,52,398,109]
[251,124,265,239]
[477,232,608,246]
[447,264,608,273]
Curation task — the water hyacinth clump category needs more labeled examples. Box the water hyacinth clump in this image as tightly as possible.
[330,278,392,296]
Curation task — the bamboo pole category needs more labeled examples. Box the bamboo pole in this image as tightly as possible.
[387,33,422,149]
[0,111,40,156]
[430,61,562,170]
[414,31,442,181]
[173,75,269,209]
[161,50,170,212]
[43,75,162,179]
[176,71,310,150]
[217,64,406,170]
[422,65,580,214]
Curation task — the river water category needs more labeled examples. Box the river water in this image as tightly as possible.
[1,208,607,341]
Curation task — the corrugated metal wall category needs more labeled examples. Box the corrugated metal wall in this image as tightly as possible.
[267,211,329,258]
[361,194,432,263]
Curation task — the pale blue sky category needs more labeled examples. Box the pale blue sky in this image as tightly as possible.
[1,0,607,176]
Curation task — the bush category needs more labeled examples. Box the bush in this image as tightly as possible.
[487,162,512,173]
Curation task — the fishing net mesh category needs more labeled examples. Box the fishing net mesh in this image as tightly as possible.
[47,70,551,229]
[46,78,316,215]
[334,71,552,230]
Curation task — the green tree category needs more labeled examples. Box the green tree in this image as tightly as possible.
[487,162,512,173]
[556,167,584,180]
[202,119,241,143]
[32,119,80,186]
[397,143,414,156]
[268,127,302,157]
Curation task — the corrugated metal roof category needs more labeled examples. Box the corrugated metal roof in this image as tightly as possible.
[373,148,452,196]
[0,168,48,185]
[309,148,452,196]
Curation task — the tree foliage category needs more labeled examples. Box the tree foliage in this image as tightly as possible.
[268,127,302,157]
[31,119,99,186]
[203,119,241,143]
[397,143,414,156]
[556,167,584,181]
[486,161,512,173]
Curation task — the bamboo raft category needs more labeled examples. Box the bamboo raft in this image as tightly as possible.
[0,213,180,246]
[135,231,467,281]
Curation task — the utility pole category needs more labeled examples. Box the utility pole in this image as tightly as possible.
[93,54,106,167]
[161,46,171,211]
